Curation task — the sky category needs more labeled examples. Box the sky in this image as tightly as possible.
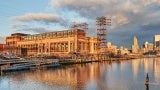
[0,0,160,48]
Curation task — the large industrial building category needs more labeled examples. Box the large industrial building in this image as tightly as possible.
[6,29,99,57]
[6,33,28,54]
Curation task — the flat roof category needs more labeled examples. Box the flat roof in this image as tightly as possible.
[11,33,29,36]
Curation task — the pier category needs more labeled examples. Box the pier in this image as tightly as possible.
[0,59,61,74]
[0,54,141,75]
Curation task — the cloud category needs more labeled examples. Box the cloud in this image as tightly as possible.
[111,14,129,29]
[15,27,51,33]
[50,0,160,28]
[144,0,160,6]
[0,36,5,44]
[10,24,28,29]
[50,0,133,29]
[11,13,76,28]
[12,13,61,24]
[49,0,160,48]
[10,24,51,34]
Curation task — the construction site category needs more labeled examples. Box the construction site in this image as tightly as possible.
[4,16,117,60]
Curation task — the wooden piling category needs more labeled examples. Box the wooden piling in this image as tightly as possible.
[0,66,2,75]
[145,73,149,85]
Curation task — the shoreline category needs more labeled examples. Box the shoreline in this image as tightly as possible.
[0,56,159,75]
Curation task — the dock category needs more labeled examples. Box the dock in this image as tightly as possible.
[0,59,61,74]
[0,55,140,75]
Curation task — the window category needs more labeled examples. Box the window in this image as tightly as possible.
[46,33,50,38]
[42,34,46,38]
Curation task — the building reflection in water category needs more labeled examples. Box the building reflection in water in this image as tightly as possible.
[153,58,160,83]
[2,58,160,90]
[132,59,140,78]
[8,63,108,89]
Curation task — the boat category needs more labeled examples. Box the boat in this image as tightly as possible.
[1,52,21,60]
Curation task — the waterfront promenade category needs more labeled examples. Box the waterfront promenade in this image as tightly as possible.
[0,54,148,74]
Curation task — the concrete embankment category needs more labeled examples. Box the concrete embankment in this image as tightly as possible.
[0,56,144,74]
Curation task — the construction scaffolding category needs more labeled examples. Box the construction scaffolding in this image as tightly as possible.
[96,16,111,60]
[72,22,88,31]
[96,16,111,47]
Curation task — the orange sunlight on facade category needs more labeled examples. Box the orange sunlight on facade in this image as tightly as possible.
[6,29,99,57]
[0,44,9,54]
[6,33,28,55]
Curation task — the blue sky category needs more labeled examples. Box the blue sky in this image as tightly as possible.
[0,0,160,48]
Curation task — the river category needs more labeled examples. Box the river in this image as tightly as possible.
[0,58,160,90]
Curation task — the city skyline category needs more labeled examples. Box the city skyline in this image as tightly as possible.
[1,0,160,48]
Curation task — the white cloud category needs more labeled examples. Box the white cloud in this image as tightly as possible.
[11,13,75,28]
[144,0,160,6]
[12,13,61,24]
[15,27,51,33]
[10,24,27,29]
[111,14,129,29]
[49,0,133,29]
[50,0,160,29]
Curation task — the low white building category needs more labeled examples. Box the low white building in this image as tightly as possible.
[118,46,129,55]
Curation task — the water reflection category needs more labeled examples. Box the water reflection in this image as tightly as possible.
[0,58,160,90]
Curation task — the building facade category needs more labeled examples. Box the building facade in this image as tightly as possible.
[106,42,117,54]
[6,33,28,54]
[143,42,154,52]
[132,36,139,53]
[6,29,99,57]
[0,44,9,54]
[138,41,154,54]
[154,35,160,50]
[118,46,129,55]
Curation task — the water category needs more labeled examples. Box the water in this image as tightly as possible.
[0,58,160,90]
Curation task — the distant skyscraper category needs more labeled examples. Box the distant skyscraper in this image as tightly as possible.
[132,36,139,53]
[154,35,160,50]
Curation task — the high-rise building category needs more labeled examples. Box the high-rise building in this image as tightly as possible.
[132,36,139,53]
[143,41,153,51]
[139,41,154,54]
[154,35,160,50]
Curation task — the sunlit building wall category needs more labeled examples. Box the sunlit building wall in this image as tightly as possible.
[132,36,139,53]
[106,42,117,54]
[118,46,129,55]
[6,29,99,56]
[143,41,154,52]
[6,33,28,54]
[154,35,160,50]
[0,44,9,54]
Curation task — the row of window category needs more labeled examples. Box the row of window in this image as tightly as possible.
[6,41,16,45]
[21,30,74,41]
